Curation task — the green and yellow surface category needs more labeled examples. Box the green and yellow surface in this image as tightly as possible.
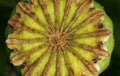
[0,0,120,76]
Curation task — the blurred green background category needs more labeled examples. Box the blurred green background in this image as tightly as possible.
[0,0,120,76]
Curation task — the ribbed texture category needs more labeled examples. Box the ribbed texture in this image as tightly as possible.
[6,0,111,76]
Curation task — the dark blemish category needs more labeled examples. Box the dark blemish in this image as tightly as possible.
[9,25,15,31]
[97,23,103,29]
[93,58,98,63]
[98,41,103,47]
[13,47,19,52]
[93,56,102,63]
[22,61,27,68]
[10,27,15,32]
[89,7,94,12]
[17,13,21,18]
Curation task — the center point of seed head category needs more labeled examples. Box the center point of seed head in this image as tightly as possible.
[49,32,67,47]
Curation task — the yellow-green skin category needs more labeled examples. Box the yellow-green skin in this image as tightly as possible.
[5,0,114,76]
[93,1,114,73]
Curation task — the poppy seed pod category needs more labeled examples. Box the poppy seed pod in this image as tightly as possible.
[6,0,114,76]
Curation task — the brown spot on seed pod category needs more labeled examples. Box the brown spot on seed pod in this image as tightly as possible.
[17,13,22,18]
[93,56,102,63]
[22,61,27,67]
[97,23,104,29]
[93,58,98,63]
[89,7,94,12]
[13,47,19,52]
[97,41,103,48]
[9,25,16,31]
